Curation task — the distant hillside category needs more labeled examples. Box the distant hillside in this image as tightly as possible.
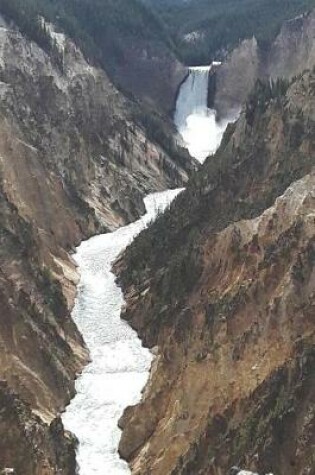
[0,0,186,113]
[145,0,315,64]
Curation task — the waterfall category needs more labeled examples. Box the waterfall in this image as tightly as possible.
[61,63,239,475]
[174,63,232,163]
[175,66,211,130]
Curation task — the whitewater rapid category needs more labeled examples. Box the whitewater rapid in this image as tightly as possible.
[175,65,235,162]
[62,189,182,474]
[62,61,235,475]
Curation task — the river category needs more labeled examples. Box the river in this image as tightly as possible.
[62,190,182,474]
[63,65,232,474]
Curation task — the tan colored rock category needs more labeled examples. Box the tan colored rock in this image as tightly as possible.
[214,10,315,119]
[116,71,315,475]
[0,20,193,474]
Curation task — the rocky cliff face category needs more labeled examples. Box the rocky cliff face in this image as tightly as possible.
[213,37,260,118]
[107,38,187,116]
[116,70,315,475]
[214,10,315,118]
[0,381,77,475]
[268,10,315,80]
[0,17,194,474]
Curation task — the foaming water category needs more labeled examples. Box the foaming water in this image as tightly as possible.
[175,65,236,162]
[62,189,183,475]
[179,109,232,161]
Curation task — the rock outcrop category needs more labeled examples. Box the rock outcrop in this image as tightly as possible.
[214,10,315,118]
[0,381,77,475]
[0,17,194,474]
[107,38,187,116]
[268,11,315,80]
[116,70,315,475]
[213,37,260,118]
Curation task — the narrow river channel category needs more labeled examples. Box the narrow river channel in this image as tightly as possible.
[62,62,235,474]
[62,189,182,474]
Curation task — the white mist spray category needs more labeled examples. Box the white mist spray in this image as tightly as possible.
[174,64,231,163]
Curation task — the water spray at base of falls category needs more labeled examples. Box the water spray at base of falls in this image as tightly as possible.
[174,64,237,162]
[62,189,183,475]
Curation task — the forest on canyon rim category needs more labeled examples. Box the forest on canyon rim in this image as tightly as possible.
[0,0,314,474]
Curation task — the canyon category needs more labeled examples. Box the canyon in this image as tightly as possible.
[62,189,182,475]
[0,11,193,474]
[116,68,315,474]
[0,2,314,475]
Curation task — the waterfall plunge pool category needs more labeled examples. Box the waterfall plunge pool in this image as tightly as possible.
[62,189,183,475]
[175,64,238,163]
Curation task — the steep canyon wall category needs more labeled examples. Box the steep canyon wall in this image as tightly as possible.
[116,70,315,475]
[0,18,193,474]
[214,10,315,118]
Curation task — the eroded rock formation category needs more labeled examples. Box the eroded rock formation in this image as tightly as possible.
[214,10,315,118]
[0,18,194,473]
[116,70,315,475]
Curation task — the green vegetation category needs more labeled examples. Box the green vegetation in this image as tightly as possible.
[146,0,315,64]
[131,105,193,172]
[119,72,314,330]
[0,0,192,166]
[245,78,290,125]
[39,266,67,319]
[0,0,174,70]
[3,0,315,71]
[0,0,51,49]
